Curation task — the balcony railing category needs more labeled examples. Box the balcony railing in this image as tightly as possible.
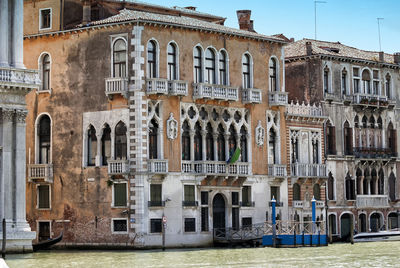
[148,201,165,207]
[293,200,305,208]
[108,159,129,175]
[182,201,198,207]
[286,101,323,117]
[193,83,239,101]
[353,93,389,107]
[0,67,40,89]
[146,78,168,94]
[148,159,168,174]
[268,164,287,177]
[268,91,288,106]
[290,163,327,178]
[105,77,128,98]
[356,195,389,208]
[353,147,397,159]
[181,160,250,176]
[240,201,255,207]
[242,88,262,104]
[292,200,324,208]
[268,201,284,207]
[28,164,53,182]
[168,80,188,96]
[324,92,336,101]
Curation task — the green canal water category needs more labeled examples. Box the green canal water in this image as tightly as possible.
[4,242,399,268]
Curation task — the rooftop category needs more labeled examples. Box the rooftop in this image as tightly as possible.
[285,39,397,64]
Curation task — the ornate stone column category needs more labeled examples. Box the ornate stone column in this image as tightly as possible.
[96,133,102,166]
[189,130,195,161]
[212,133,218,161]
[11,0,24,68]
[0,0,9,67]
[201,130,206,161]
[224,133,230,162]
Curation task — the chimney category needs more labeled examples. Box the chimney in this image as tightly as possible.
[82,1,91,25]
[236,10,252,31]
[306,41,312,56]
[184,6,197,11]
[394,52,400,65]
[379,51,384,62]
[289,38,295,43]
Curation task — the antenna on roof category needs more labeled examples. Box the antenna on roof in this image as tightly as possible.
[314,1,326,40]
[377,18,384,51]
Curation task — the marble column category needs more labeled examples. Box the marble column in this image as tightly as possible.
[201,130,206,161]
[12,0,24,68]
[212,133,218,161]
[95,133,101,166]
[0,0,9,67]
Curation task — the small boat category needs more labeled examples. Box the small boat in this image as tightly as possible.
[353,230,400,242]
[32,232,63,251]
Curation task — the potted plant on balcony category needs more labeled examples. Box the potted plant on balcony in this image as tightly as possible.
[360,98,368,104]
[379,100,388,106]
[369,98,378,105]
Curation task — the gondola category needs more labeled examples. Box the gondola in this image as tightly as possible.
[32,232,63,251]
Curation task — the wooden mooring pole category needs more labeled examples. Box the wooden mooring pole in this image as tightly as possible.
[2,219,5,259]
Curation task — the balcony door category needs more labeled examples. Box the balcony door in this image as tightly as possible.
[213,194,226,231]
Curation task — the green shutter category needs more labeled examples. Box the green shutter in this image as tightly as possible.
[114,183,127,206]
[184,185,195,202]
[38,185,50,209]
[150,184,161,202]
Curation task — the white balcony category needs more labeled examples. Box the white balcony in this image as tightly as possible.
[286,101,323,117]
[182,160,250,176]
[290,163,327,178]
[105,77,128,98]
[148,159,168,174]
[353,93,389,107]
[168,80,188,96]
[242,88,262,104]
[268,91,288,106]
[292,200,324,208]
[28,164,53,182]
[193,83,239,101]
[268,164,287,177]
[293,201,304,208]
[108,159,129,175]
[356,195,389,208]
[0,67,40,90]
[146,78,168,95]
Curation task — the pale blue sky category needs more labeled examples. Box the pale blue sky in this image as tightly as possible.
[142,0,400,53]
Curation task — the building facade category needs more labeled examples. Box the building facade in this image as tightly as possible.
[285,39,400,241]
[0,0,37,253]
[23,0,292,247]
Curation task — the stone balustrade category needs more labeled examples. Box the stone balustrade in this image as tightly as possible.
[108,159,129,175]
[242,88,262,104]
[105,77,128,98]
[290,163,327,178]
[0,67,40,89]
[292,200,325,208]
[193,83,239,101]
[286,101,323,117]
[268,164,287,177]
[148,159,168,174]
[168,80,188,96]
[268,91,288,106]
[182,160,250,176]
[146,78,188,96]
[28,163,53,182]
[356,195,389,208]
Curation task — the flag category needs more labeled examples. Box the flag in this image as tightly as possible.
[227,147,241,164]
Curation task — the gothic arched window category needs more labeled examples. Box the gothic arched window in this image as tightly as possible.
[115,122,127,159]
[101,124,111,165]
[149,119,158,159]
[87,125,97,166]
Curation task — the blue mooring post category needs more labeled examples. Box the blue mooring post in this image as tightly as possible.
[272,197,276,248]
[312,196,316,246]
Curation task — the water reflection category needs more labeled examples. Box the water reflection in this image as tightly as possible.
[5,242,399,268]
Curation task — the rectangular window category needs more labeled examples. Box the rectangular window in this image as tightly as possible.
[271,186,280,203]
[232,192,239,206]
[242,217,252,228]
[38,185,50,209]
[183,185,196,206]
[201,191,208,205]
[39,9,51,30]
[201,207,209,231]
[38,221,51,241]
[113,183,127,207]
[150,219,162,233]
[232,207,239,230]
[112,219,127,233]
[241,186,252,206]
[149,184,162,207]
[353,67,360,93]
[184,218,196,232]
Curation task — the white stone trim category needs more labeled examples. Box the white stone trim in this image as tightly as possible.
[36,184,51,210]
[269,55,280,92]
[242,51,253,88]
[112,181,129,208]
[166,40,180,80]
[39,8,52,31]
[110,34,129,78]
[146,38,160,78]
[36,220,52,240]
[111,218,129,234]
[328,212,338,235]
[193,44,204,83]
[34,112,52,164]
[37,51,52,93]
[219,48,230,86]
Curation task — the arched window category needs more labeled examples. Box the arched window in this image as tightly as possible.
[369,117,375,148]
[219,50,227,85]
[194,46,203,83]
[313,184,321,200]
[293,183,301,201]
[291,135,298,163]
[167,43,177,80]
[342,68,347,95]
[385,74,391,99]
[323,66,330,93]
[206,123,214,161]
[269,129,277,164]
[101,124,111,166]
[217,124,225,161]
[378,169,384,195]
[328,172,334,200]
[344,121,353,155]
[194,122,202,161]
[377,117,383,148]
[356,168,362,195]
[113,39,127,78]
[329,214,337,234]
[269,58,277,91]
[312,139,319,164]
[363,169,369,195]
[38,115,51,164]
[345,174,355,200]
[361,116,368,148]
[389,173,396,201]
[205,48,216,84]
[87,125,97,166]
[149,119,158,159]
[326,121,336,155]
[240,126,248,162]
[115,122,127,159]
[373,70,379,95]
[242,53,251,89]
[147,40,157,78]
[228,125,237,158]
[362,69,371,94]
[182,121,191,160]
[388,122,397,155]
[41,54,51,91]
[371,169,377,195]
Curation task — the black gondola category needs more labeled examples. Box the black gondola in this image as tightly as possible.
[32,232,63,251]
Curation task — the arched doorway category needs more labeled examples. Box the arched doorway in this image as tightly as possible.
[213,194,226,231]
[340,213,352,241]
[359,214,367,233]
[370,213,382,232]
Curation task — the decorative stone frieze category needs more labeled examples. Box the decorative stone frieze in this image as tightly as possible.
[255,120,265,147]
[166,112,178,140]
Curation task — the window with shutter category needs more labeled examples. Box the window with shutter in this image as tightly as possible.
[38,185,50,209]
[114,183,127,207]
